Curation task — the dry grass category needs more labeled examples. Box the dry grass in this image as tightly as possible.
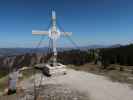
[0,76,8,93]
[106,70,133,85]
[69,63,133,85]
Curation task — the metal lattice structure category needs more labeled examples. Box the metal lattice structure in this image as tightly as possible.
[32,11,72,67]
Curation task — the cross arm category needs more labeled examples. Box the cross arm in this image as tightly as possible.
[32,30,49,35]
[61,32,72,36]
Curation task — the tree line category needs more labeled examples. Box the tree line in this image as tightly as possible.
[58,49,96,65]
[100,44,133,66]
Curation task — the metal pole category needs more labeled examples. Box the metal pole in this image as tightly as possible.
[53,39,57,66]
[51,11,57,67]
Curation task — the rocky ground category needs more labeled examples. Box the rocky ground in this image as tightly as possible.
[0,84,89,100]
[1,68,133,100]
[18,84,89,100]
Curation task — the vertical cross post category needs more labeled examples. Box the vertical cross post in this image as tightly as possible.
[32,10,72,67]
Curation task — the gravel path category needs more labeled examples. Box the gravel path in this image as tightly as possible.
[19,69,133,100]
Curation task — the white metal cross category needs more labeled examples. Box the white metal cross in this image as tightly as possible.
[32,11,72,66]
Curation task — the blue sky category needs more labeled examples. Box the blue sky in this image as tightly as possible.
[0,0,133,48]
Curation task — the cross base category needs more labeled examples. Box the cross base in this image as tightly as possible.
[35,63,67,77]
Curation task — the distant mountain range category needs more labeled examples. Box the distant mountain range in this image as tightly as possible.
[0,48,49,57]
[78,44,122,50]
[0,44,122,57]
